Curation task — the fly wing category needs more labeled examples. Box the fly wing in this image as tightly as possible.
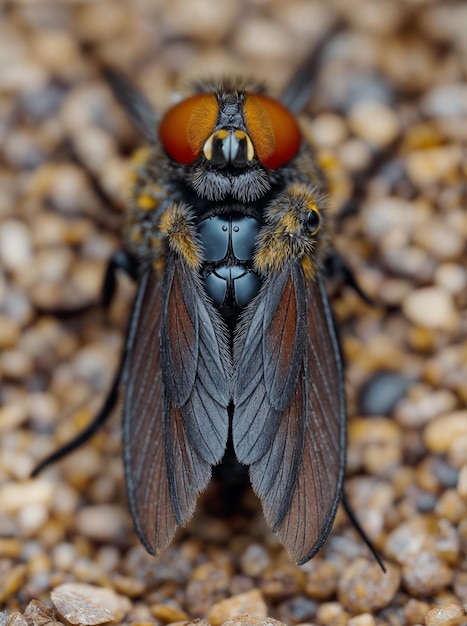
[123,260,230,555]
[233,263,345,564]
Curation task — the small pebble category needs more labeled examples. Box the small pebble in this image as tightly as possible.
[424,603,465,626]
[0,220,33,272]
[309,113,348,148]
[0,349,34,379]
[275,595,317,625]
[385,517,434,562]
[337,559,400,613]
[0,315,21,349]
[347,614,376,626]
[303,559,337,600]
[0,401,29,432]
[18,502,49,536]
[0,538,22,559]
[434,263,467,296]
[23,600,55,626]
[0,566,27,603]
[207,590,267,626]
[402,287,458,332]
[348,417,402,473]
[51,583,131,625]
[259,562,305,602]
[402,552,453,596]
[150,603,188,623]
[112,574,146,598]
[435,489,466,526]
[315,602,350,626]
[395,386,458,429]
[406,145,462,187]
[424,411,467,453]
[164,0,240,44]
[0,480,54,513]
[348,99,399,147]
[404,598,431,626]
[421,83,467,118]
[5,613,28,626]
[239,544,270,577]
[222,618,287,626]
[357,371,412,416]
[457,465,467,501]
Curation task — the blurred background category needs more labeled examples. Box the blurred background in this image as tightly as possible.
[0,0,466,624]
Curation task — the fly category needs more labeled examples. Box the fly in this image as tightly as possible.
[33,41,385,569]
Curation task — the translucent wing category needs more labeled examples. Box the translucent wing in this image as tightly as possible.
[233,263,345,564]
[123,260,230,555]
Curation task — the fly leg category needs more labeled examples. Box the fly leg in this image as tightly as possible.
[32,250,138,477]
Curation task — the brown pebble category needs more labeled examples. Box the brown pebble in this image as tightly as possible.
[0,349,34,380]
[348,100,399,147]
[75,504,131,544]
[395,386,458,429]
[457,465,467,501]
[220,617,287,626]
[424,603,465,626]
[386,516,436,562]
[337,559,400,613]
[404,598,431,626]
[402,552,453,596]
[303,559,337,600]
[23,600,55,626]
[315,602,350,626]
[185,563,231,616]
[424,410,467,453]
[0,481,54,514]
[435,489,466,526]
[0,315,21,349]
[6,612,28,626]
[260,562,305,601]
[309,113,348,148]
[453,571,467,606]
[406,145,462,187]
[51,583,131,625]
[347,614,376,626]
[164,0,240,43]
[207,590,267,626]
[239,544,271,577]
[348,418,403,473]
[111,574,146,598]
[0,565,27,603]
[0,401,29,432]
[0,538,22,558]
[150,604,189,624]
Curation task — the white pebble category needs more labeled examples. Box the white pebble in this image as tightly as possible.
[0,220,33,271]
[402,287,458,331]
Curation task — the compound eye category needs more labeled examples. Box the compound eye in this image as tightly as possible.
[306,208,320,236]
[159,94,218,164]
[244,94,301,169]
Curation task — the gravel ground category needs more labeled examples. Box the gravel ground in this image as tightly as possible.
[0,1,466,625]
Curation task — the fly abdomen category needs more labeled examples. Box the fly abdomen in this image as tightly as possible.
[197,213,262,319]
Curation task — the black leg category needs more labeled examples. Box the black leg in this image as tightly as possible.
[102,250,139,308]
[325,250,374,306]
[342,492,386,573]
[31,363,122,476]
[31,250,138,477]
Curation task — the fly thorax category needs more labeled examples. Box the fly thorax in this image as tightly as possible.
[197,213,263,325]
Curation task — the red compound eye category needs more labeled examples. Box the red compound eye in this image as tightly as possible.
[159,94,218,164]
[244,94,301,168]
